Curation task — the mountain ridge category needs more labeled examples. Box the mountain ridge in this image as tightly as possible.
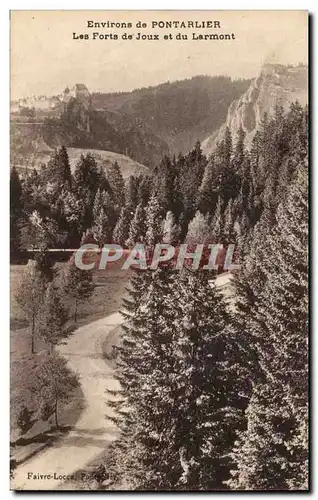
[202,63,308,155]
[91,75,252,155]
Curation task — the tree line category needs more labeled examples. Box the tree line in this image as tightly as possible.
[11,252,95,444]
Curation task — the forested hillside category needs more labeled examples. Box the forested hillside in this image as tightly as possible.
[11,76,251,173]
[11,98,169,170]
[92,75,251,154]
[104,101,308,491]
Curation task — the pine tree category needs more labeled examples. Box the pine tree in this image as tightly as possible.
[185,211,211,246]
[223,199,237,244]
[92,190,117,244]
[113,205,133,247]
[37,283,68,350]
[126,203,147,247]
[229,164,308,490]
[196,158,217,215]
[107,268,178,490]
[163,211,181,245]
[73,153,100,228]
[63,263,95,322]
[19,211,60,251]
[107,268,250,490]
[137,175,152,207]
[170,270,251,490]
[210,197,224,243]
[126,175,138,210]
[145,193,164,248]
[107,161,125,208]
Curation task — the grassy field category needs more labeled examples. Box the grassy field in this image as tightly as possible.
[13,143,148,180]
[10,261,131,465]
[10,261,131,330]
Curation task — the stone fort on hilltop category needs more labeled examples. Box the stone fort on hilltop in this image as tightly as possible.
[11,84,91,115]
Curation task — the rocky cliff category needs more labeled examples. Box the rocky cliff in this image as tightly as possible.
[202,63,308,155]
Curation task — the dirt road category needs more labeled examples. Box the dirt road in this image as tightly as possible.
[11,312,123,491]
[11,274,233,491]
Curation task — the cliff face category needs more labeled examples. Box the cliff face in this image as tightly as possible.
[202,63,308,155]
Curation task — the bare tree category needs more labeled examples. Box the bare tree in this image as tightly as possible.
[15,261,47,354]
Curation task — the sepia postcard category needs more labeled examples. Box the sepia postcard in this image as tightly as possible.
[10,10,309,491]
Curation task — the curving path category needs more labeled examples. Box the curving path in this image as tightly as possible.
[11,275,233,491]
[11,312,123,491]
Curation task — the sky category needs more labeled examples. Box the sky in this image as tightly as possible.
[10,10,308,99]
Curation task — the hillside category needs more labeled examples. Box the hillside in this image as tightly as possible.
[202,63,308,155]
[91,75,252,154]
[11,76,251,170]
[10,100,168,170]
[12,142,147,180]
[66,148,147,179]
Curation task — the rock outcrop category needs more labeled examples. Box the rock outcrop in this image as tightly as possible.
[202,63,308,155]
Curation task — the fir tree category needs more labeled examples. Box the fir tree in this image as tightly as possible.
[33,249,55,282]
[155,155,176,213]
[73,153,100,228]
[126,175,138,210]
[107,268,250,490]
[179,142,207,225]
[137,175,152,207]
[63,263,95,322]
[223,199,237,244]
[126,203,147,247]
[170,269,251,489]
[62,189,86,246]
[163,211,181,245]
[107,161,125,208]
[196,158,217,215]
[106,268,181,490]
[113,205,133,247]
[47,146,72,188]
[229,164,308,490]
[210,197,224,243]
[232,126,247,182]
[145,193,164,248]
[185,211,212,246]
[37,283,68,350]
[92,190,117,244]
[171,166,184,221]
[215,127,240,204]
[19,211,60,251]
